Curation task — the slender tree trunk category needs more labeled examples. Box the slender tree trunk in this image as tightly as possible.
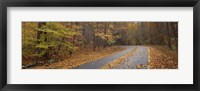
[93,29,96,51]
[35,22,46,64]
[82,24,86,48]
[43,23,49,59]
[104,22,110,48]
[96,23,100,50]
[149,23,153,45]
[72,23,78,45]
[72,35,76,44]
[167,22,172,49]
[173,22,178,50]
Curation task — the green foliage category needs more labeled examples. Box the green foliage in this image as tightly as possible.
[22,22,82,64]
[34,50,47,58]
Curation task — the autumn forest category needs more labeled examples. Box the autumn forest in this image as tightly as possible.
[22,22,178,69]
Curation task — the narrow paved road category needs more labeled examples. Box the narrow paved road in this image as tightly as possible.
[72,46,148,69]
[72,46,135,69]
[114,46,148,69]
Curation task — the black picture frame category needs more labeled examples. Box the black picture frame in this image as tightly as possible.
[0,0,199,91]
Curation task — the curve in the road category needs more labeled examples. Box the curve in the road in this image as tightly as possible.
[114,46,148,69]
[72,46,136,69]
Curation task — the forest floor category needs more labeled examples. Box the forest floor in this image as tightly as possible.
[148,46,178,69]
[30,45,178,69]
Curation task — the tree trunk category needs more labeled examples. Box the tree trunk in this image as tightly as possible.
[166,22,172,49]
[43,23,49,59]
[93,32,96,51]
[93,24,96,51]
[173,22,178,50]
[35,22,46,64]
[149,23,153,45]
[104,22,110,48]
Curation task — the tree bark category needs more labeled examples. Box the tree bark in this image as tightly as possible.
[35,22,46,64]
[166,22,172,49]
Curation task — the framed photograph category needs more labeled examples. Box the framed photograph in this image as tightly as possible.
[0,0,199,90]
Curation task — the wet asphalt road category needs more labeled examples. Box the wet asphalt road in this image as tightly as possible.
[72,46,148,69]
[114,46,148,69]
